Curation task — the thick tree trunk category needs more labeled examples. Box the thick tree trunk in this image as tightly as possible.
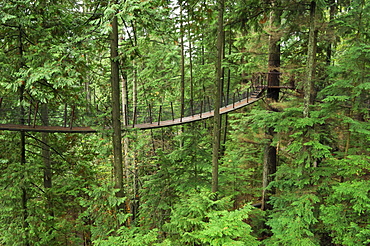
[212,0,224,194]
[110,14,124,199]
[267,18,280,101]
[262,1,281,211]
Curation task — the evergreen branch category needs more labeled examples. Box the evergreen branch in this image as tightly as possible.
[25,133,72,165]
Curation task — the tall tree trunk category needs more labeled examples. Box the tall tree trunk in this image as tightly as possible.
[187,8,194,114]
[301,1,318,168]
[41,103,55,239]
[122,75,128,126]
[212,0,225,194]
[326,0,336,67]
[180,1,185,119]
[41,104,52,205]
[221,31,231,156]
[110,14,124,200]
[262,129,277,211]
[304,1,317,118]
[262,0,281,211]
[18,24,29,246]
[122,73,133,224]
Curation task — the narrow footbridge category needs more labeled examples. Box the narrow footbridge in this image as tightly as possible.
[0,76,293,133]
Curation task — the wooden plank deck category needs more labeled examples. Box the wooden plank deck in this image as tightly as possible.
[0,124,97,133]
[0,93,262,133]
[131,96,261,129]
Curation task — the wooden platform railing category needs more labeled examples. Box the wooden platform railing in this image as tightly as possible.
[0,72,296,132]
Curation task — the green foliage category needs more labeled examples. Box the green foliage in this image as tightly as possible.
[266,193,320,245]
[93,226,159,246]
[138,127,212,229]
[0,0,369,245]
[220,110,263,203]
[162,190,259,245]
[79,183,129,241]
[320,179,370,245]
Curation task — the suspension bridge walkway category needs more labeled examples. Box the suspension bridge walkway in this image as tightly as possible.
[0,74,294,133]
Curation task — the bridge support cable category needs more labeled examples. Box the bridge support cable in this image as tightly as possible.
[0,72,302,132]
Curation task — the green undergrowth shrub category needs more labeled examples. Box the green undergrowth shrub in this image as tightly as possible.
[160,189,260,246]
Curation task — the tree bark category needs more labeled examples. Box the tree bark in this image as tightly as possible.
[180,1,185,119]
[212,0,225,194]
[262,0,281,211]
[262,128,277,211]
[41,104,53,217]
[110,14,124,199]
[41,104,52,190]
[326,0,336,67]
[18,24,30,246]
[304,1,317,118]
[187,7,194,114]
[267,6,281,101]
[121,76,128,126]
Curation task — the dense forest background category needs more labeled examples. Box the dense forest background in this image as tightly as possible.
[0,0,369,245]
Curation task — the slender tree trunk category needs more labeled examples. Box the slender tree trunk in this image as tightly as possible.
[18,24,29,246]
[221,31,231,155]
[304,1,317,118]
[326,0,336,66]
[262,0,281,211]
[132,61,138,110]
[180,1,185,119]
[41,103,55,239]
[110,14,124,199]
[121,76,128,126]
[41,104,52,204]
[212,0,225,194]
[41,104,51,189]
[20,128,28,246]
[187,8,194,113]
[262,128,277,211]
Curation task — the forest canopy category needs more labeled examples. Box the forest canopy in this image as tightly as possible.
[0,0,369,245]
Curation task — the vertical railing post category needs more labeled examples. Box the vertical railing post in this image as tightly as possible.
[180,103,184,122]
[171,102,174,121]
[225,84,230,106]
[33,102,39,128]
[64,104,67,127]
[124,104,129,126]
[200,101,203,118]
[69,105,75,129]
[233,93,235,108]
[132,106,137,127]
[157,105,162,125]
[148,104,152,124]
[207,96,211,111]
[28,104,32,126]
[191,99,194,117]
[0,98,2,123]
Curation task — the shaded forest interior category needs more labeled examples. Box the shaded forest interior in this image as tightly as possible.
[0,0,369,245]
